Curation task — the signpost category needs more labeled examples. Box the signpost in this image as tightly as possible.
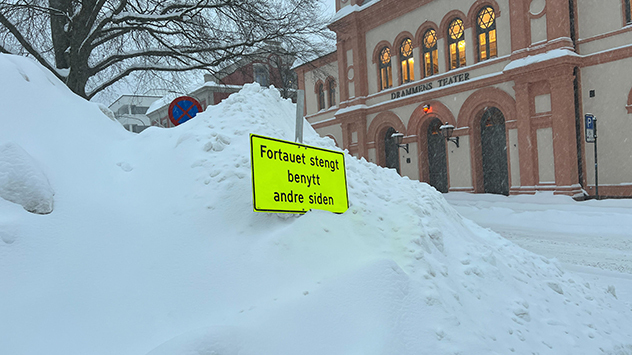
[585,114,595,143]
[585,114,598,198]
[295,89,305,143]
[168,96,202,126]
[250,134,348,214]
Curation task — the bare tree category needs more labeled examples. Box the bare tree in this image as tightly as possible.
[0,0,332,100]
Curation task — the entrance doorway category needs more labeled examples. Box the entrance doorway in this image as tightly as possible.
[480,107,509,195]
[427,118,448,192]
[384,127,400,173]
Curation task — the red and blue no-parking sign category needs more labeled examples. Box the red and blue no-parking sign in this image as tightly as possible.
[168,96,202,126]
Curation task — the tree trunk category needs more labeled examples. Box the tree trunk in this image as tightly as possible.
[49,0,71,69]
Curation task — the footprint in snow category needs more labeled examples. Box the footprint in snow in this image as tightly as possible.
[0,226,18,244]
[116,162,133,172]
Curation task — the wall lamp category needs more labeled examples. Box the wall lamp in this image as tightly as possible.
[391,132,409,153]
[423,104,431,113]
[440,122,459,148]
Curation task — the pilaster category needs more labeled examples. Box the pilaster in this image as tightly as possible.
[549,67,580,192]
[339,109,368,159]
[514,81,537,189]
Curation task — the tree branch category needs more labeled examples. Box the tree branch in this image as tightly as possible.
[0,11,65,81]
[86,62,213,99]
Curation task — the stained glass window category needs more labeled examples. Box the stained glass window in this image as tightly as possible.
[477,7,497,61]
[379,47,393,90]
[448,18,466,69]
[399,38,415,83]
[423,29,439,77]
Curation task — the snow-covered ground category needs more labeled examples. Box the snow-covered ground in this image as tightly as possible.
[445,192,632,310]
[1,54,632,355]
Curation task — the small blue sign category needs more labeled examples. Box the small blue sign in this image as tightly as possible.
[168,96,202,126]
[585,114,595,143]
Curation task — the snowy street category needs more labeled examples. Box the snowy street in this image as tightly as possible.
[445,192,632,307]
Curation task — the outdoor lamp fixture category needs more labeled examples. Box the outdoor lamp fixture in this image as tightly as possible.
[423,104,431,113]
[391,131,409,153]
[440,122,459,148]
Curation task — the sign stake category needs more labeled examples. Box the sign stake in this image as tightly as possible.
[295,90,305,143]
[585,113,598,199]
[594,116,598,199]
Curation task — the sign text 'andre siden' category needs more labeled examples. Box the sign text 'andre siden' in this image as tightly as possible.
[250,134,348,214]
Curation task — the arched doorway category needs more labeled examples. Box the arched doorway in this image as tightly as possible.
[427,118,448,192]
[480,107,509,195]
[384,127,400,173]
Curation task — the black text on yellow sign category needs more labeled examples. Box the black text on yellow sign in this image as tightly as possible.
[250,134,349,214]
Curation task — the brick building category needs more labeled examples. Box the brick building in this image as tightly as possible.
[295,0,632,197]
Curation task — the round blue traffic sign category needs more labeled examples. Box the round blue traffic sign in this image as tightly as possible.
[168,96,202,126]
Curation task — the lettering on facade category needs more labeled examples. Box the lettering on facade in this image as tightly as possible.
[391,82,433,100]
[390,72,470,101]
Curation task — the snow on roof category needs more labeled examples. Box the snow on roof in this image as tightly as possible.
[146,94,175,114]
[331,0,381,22]
[199,81,243,90]
[291,47,338,70]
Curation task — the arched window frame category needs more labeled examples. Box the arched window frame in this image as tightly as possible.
[476,6,497,62]
[253,63,269,87]
[422,29,439,77]
[379,46,393,90]
[326,77,336,108]
[447,17,467,70]
[316,81,325,111]
[399,38,415,84]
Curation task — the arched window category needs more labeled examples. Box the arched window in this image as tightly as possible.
[399,38,414,83]
[448,18,466,69]
[328,79,336,107]
[626,0,631,23]
[477,6,497,61]
[254,64,269,86]
[423,29,439,77]
[379,47,393,90]
[317,83,325,110]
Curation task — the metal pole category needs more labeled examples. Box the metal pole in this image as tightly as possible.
[295,89,305,143]
[594,117,598,199]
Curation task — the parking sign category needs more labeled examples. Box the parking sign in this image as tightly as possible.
[585,114,595,143]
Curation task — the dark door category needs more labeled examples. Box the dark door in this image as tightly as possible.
[427,118,448,192]
[480,107,509,195]
[385,127,400,173]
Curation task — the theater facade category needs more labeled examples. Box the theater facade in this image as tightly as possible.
[295,0,632,197]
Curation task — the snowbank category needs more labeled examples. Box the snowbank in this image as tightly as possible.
[0,142,54,214]
[0,54,631,355]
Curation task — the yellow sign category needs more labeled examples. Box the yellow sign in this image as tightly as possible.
[250,134,348,214]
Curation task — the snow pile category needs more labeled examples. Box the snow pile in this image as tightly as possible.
[0,142,54,214]
[1,54,631,355]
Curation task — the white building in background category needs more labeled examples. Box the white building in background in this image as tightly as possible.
[108,95,162,133]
